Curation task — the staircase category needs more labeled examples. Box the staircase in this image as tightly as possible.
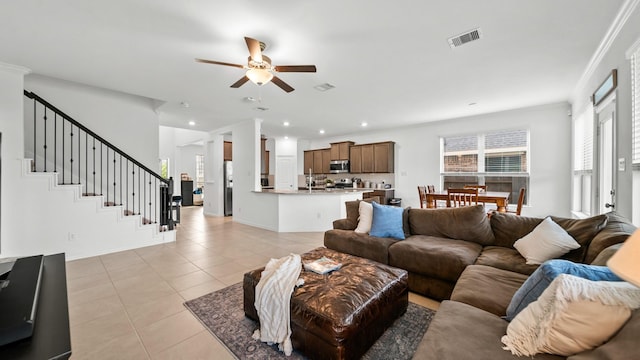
[22,91,177,260]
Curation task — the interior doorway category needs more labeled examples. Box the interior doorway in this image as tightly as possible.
[595,95,617,214]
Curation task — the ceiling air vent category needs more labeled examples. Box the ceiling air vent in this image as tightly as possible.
[448,28,482,49]
[314,83,335,92]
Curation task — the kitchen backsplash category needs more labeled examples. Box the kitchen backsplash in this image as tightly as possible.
[297,173,395,188]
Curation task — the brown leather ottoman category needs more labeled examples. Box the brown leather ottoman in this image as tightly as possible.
[243,247,408,360]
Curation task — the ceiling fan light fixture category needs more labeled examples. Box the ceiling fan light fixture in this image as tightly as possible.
[246,68,273,85]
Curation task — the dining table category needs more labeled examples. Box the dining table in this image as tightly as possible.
[426,190,511,212]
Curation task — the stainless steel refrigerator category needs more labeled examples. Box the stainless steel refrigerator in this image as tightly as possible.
[224,161,233,216]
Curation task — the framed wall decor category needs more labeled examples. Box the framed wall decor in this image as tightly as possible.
[592,69,617,106]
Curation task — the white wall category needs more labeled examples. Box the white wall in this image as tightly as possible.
[0,62,30,256]
[570,4,640,224]
[24,74,160,170]
[302,103,572,218]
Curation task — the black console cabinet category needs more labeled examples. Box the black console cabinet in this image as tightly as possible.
[0,253,71,359]
[181,180,193,206]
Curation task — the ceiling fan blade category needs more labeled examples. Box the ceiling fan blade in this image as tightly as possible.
[195,58,245,69]
[274,65,317,73]
[230,76,250,88]
[271,76,294,93]
[244,37,263,63]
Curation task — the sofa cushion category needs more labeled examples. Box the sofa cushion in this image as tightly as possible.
[388,235,482,282]
[323,229,398,265]
[583,212,636,264]
[590,243,622,266]
[354,201,373,233]
[513,217,581,265]
[551,215,608,263]
[342,198,378,230]
[451,265,528,317]
[475,246,539,275]
[568,309,640,360]
[502,274,640,357]
[490,213,608,260]
[417,300,562,360]
[505,259,622,321]
[369,202,405,240]
[408,205,495,246]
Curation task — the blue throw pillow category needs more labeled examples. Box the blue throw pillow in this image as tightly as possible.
[369,202,405,240]
[504,259,622,321]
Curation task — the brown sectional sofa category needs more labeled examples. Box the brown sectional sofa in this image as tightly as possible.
[324,202,638,359]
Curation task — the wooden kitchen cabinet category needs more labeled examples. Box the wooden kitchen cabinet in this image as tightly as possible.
[330,141,354,160]
[374,141,394,173]
[349,145,362,173]
[223,141,232,161]
[313,150,324,174]
[322,149,331,174]
[303,151,314,174]
[361,144,374,173]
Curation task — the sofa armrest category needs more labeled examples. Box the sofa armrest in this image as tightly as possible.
[585,212,636,264]
[333,218,356,230]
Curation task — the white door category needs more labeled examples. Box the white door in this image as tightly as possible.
[596,97,616,214]
[275,156,295,190]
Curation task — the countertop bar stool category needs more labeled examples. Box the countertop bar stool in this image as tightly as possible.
[447,187,479,208]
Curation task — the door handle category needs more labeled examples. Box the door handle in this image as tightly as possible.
[605,203,615,209]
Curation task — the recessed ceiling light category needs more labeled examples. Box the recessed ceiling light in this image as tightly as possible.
[319,129,325,134]
[283,121,290,126]
[284,136,289,140]
[188,120,195,126]
[361,122,368,127]
[244,96,257,102]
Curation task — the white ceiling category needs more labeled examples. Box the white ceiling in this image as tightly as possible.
[0,1,624,139]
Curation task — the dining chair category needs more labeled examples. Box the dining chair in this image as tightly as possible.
[447,188,479,208]
[506,187,526,215]
[417,185,428,208]
[427,185,435,193]
[464,184,487,192]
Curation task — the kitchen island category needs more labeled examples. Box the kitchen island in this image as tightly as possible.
[250,188,372,232]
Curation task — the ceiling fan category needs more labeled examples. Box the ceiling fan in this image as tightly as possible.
[196,37,317,93]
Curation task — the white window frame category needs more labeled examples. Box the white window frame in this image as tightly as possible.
[440,130,530,209]
[627,37,640,169]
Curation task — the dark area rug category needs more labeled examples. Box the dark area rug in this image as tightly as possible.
[184,282,435,360]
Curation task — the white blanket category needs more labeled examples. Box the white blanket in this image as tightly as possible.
[252,253,302,356]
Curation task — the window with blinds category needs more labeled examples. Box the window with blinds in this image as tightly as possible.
[572,105,593,216]
[441,130,529,205]
[631,44,640,166]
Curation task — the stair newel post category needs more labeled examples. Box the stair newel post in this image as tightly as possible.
[92,138,96,195]
[69,124,74,184]
[131,166,136,215]
[85,132,88,194]
[119,154,123,206]
[125,160,129,214]
[138,165,141,215]
[77,122,81,186]
[61,120,65,184]
[105,145,109,205]
[43,107,47,172]
[32,98,36,172]
[113,149,116,206]
[54,113,57,173]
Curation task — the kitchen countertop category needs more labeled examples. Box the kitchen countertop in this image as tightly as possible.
[255,188,374,195]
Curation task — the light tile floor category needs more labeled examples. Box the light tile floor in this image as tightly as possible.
[66,206,440,359]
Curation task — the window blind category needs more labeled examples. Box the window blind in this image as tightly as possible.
[632,46,640,165]
[573,104,593,171]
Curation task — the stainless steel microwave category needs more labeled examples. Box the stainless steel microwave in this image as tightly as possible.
[330,160,350,173]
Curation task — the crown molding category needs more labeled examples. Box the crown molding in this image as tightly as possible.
[572,0,639,101]
[0,61,31,75]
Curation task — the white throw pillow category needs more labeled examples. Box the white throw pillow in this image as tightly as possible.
[513,217,580,265]
[502,274,640,357]
[354,201,373,234]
